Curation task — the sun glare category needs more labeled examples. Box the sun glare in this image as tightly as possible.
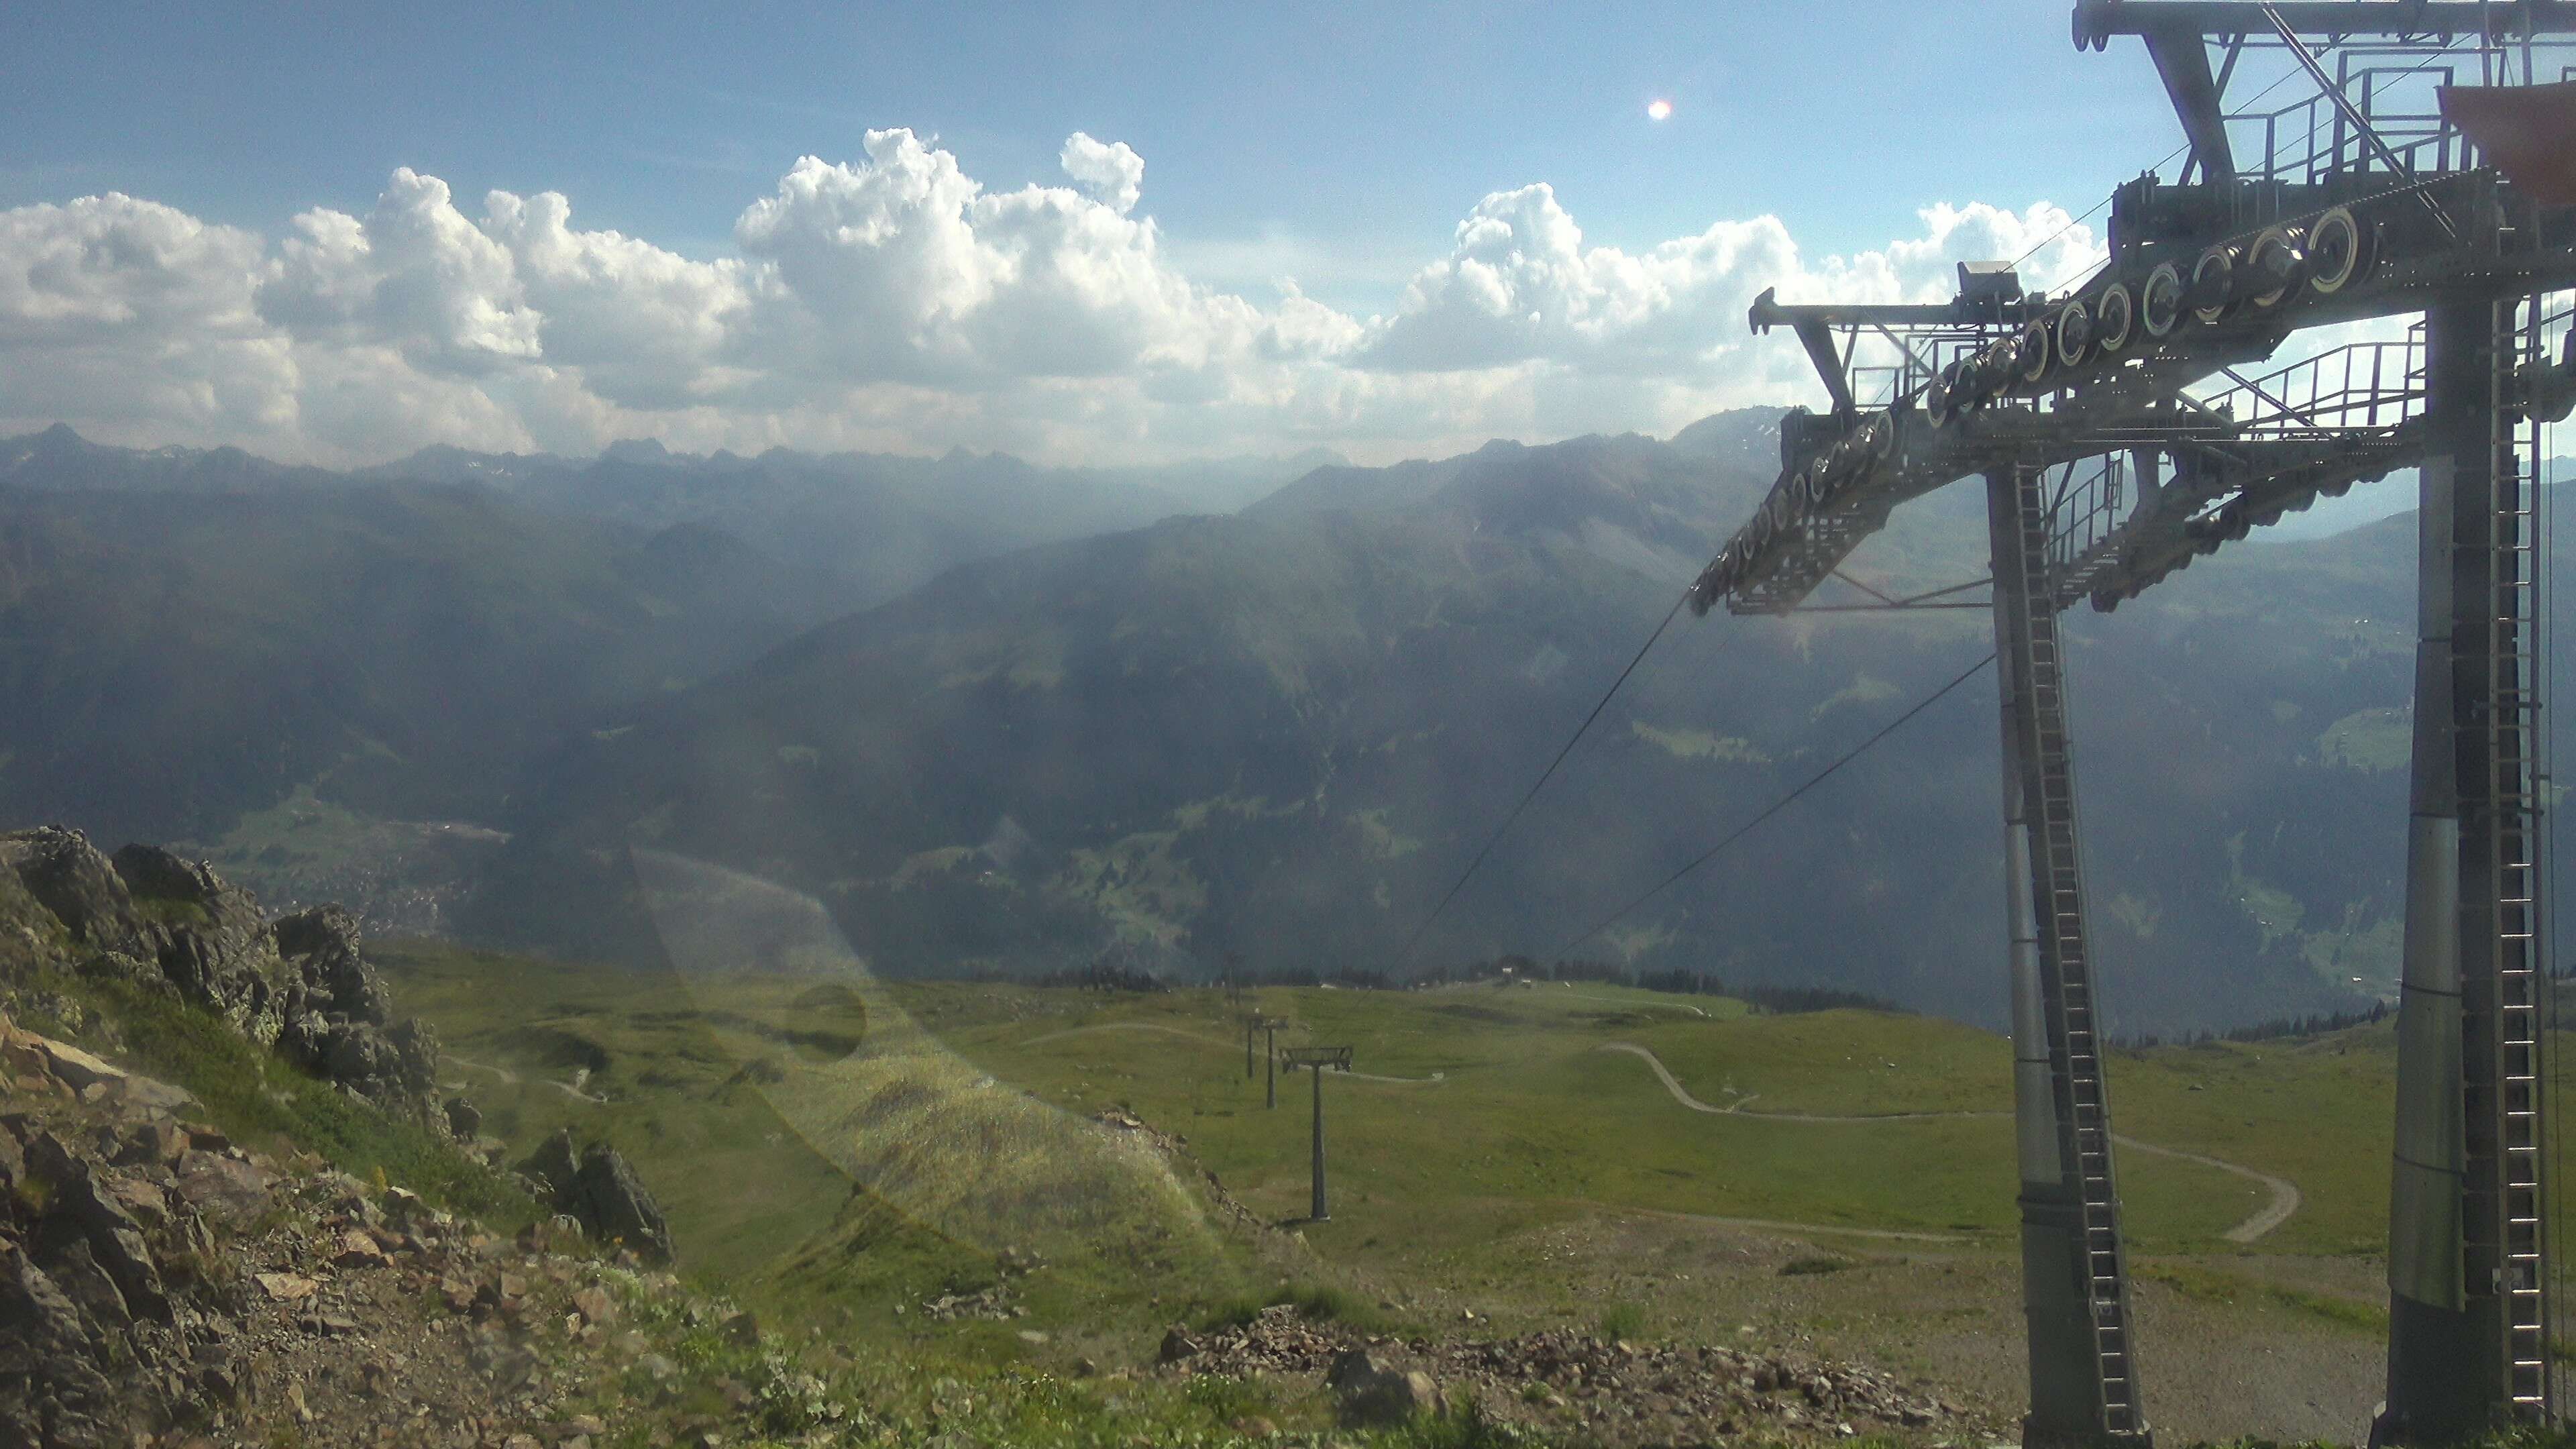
[1646,98,1674,121]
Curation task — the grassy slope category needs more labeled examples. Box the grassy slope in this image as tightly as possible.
[3,955,1527,1446]
[378,945,2483,1362]
[924,983,2369,1256]
[375,941,1296,1373]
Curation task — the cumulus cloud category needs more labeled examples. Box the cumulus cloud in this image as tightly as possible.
[1365,186,2104,377]
[0,133,2102,465]
[481,189,748,409]
[0,194,299,439]
[262,168,543,370]
[1059,132,1144,215]
[731,129,1261,384]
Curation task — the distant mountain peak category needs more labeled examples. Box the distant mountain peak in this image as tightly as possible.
[1668,406,1792,465]
[19,422,95,462]
[600,437,676,466]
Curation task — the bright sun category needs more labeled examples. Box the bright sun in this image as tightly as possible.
[1646,99,1674,121]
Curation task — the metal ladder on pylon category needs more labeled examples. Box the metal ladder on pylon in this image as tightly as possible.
[2485,292,2553,1421]
[2008,464,2145,1437]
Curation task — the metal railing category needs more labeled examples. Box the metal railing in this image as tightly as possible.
[2194,325,2430,436]
[1849,329,2001,411]
[2045,453,2132,581]
[2236,57,2467,185]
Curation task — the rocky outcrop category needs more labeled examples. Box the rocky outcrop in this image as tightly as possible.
[112,842,294,1045]
[0,1022,213,1447]
[0,829,149,958]
[273,904,393,1024]
[270,904,441,1117]
[0,1010,716,1448]
[517,1130,675,1263]
[1328,1348,1439,1427]
[0,828,468,1135]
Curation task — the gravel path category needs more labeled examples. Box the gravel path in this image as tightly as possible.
[444,1053,608,1104]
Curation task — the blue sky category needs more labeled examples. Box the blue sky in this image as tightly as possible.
[3,1,2328,476]
[7,0,2164,311]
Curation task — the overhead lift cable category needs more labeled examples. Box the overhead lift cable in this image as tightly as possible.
[1388,588,1693,971]
[1552,650,1998,960]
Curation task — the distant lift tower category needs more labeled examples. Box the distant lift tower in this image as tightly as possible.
[1283,1045,1353,1220]
[1680,3,2576,1444]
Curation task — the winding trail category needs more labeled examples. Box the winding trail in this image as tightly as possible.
[1018,1021,1447,1083]
[1601,1044,2003,1122]
[445,1053,609,1105]
[2115,1137,2304,1245]
[1558,993,1711,1019]
[1599,1042,2301,1245]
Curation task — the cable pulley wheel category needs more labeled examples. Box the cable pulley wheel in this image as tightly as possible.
[2018,318,2054,385]
[2246,227,2304,309]
[1976,337,2019,401]
[1762,488,1793,537]
[2305,206,2371,295]
[2093,282,2135,354]
[2139,262,2184,339]
[2055,299,2094,370]
[2190,246,2237,326]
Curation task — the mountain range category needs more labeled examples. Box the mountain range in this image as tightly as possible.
[3,416,2551,1033]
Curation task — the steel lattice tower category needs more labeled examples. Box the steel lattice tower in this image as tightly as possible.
[1684,5,2576,1441]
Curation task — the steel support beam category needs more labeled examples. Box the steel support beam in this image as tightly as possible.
[1988,466,2151,1449]
[2379,296,2552,1442]
[2075,1,2576,45]
[1285,1046,1350,1221]
[1309,1061,1328,1222]
[2142,24,2237,182]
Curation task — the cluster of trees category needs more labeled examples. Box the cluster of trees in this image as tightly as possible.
[1020,947,1920,1014]
[2109,1000,2390,1049]
[1417,955,1911,1016]
[1036,955,1173,994]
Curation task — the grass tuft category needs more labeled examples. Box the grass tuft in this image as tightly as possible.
[1593,1301,1645,1341]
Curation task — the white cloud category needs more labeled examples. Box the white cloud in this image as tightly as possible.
[1059,132,1144,215]
[0,193,299,440]
[0,193,265,342]
[0,134,2104,466]
[261,167,543,370]
[481,188,748,409]
[1364,187,2104,380]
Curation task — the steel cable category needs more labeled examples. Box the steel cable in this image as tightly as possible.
[1551,650,1997,961]
[1386,587,1694,973]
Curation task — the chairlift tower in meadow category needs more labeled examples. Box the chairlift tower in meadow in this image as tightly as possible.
[1283,1046,1354,1221]
[1687,3,2576,1442]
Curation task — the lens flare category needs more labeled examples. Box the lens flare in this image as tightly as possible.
[1646,99,1674,121]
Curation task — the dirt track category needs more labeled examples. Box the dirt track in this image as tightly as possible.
[1598,1042,2302,1244]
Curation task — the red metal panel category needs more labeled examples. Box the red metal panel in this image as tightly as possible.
[2440,83,2576,206]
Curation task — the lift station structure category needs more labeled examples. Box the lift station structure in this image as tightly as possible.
[1687,3,2576,1442]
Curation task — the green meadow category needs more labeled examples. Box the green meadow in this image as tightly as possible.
[376,941,2522,1440]
[374,944,2434,1272]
